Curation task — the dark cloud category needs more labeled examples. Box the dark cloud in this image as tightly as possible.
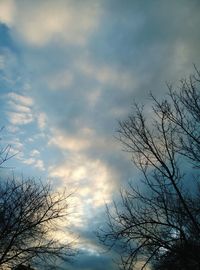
[66,250,117,270]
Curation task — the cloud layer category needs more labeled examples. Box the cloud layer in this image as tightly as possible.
[0,0,102,46]
[0,0,200,269]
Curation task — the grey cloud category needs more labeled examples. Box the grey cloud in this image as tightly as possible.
[66,250,117,270]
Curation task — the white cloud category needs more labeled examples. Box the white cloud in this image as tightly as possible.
[34,159,45,171]
[8,100,31,113]
[7,92,34,106]
[37,112,47,130]
[6,92,34,126]
[7,111,33,125]
[30,149,40,157]
[7,137,24,159]
[22,157,45,171]
[0,0,102,46]
[49,130,91,152]
[0,0,15,25]
[49,127,118,157]
[10,138,23,151]
[49,153,116,228]
[23,158,35,165]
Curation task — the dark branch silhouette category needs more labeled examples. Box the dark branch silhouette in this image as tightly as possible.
[98,68,200,270]
[0,136,76,269]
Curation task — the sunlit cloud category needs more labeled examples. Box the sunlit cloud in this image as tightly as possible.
[49,153,116,229]
[49,130,92,152]
[0,0,15,25]
[0,0,102,46]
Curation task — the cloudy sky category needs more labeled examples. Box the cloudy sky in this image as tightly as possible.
[0,0,200,269]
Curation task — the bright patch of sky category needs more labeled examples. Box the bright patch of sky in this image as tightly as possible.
[0,0,200,269]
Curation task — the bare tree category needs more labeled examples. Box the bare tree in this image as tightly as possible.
[0,128,15,168]
[0,139,75,269]
[99,68,200,270]
[152,240,200,270]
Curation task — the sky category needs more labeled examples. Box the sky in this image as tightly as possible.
[0,0,200,269]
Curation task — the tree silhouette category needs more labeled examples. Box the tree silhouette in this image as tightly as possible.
[99,68,200,270]
[0,138,75,269]
[13,264,35,270]
[153,240,200,270]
